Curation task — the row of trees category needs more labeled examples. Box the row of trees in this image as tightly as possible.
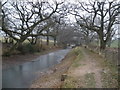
[1,0,120,54]
[1,0,66,53]
[69,1,120,51]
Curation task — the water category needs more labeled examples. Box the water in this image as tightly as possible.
[2,49,70,88]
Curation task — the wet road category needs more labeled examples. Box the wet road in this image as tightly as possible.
[2,49,70,88]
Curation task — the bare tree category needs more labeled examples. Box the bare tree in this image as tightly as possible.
[43,11,66,46]
[70,1,120,51]
[80,27,98,46]
[57,24,82,47]
[2,0,63,53]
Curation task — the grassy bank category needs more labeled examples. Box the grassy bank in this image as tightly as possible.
[61,47,118,88]
[100,56,118,88]
[2,39,59,56]
[61,47,85,88]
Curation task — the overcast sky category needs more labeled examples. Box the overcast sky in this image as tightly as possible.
[1,0,119,38]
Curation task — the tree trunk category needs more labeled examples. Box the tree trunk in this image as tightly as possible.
[46,30,49,45]
[5,38,8,43]
[54,37,56,46]
[40,37,43,48]
[99,39,106,51]
[31,36,34,45]
[97,31,106,52]
[6,41,20,55]
[46,36,49,45]
[107,41,111,47]
[31,37,38,45]
[7,38,25,55]
[107,37,112,47]
[9,38,14,44]
[34,37,38,45]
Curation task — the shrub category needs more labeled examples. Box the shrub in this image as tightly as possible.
[17,43,36,54]
[3,51,11,57]
[34,43,42,52]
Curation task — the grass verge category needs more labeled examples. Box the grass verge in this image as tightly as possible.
[61,47,84,88]
[61,76,77,88]
[84,73,96,88]
[100,59,118,88]
[71,47,84,68]
[87,47,118,88]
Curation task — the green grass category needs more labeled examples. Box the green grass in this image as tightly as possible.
[62,76,77,88]
[110,39,119,48]
[72,54,84,68]
[101,71,118,88]
[2,37,55,56]
[84,73,96,88]
[100,57,118,88]
[0,37,54,45]
[62,47,85,88]
[90,39,119,48]
[62,73,96,88]
[0,37,4,42]
[70,47,84,68]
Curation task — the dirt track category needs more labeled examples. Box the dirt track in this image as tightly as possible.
[66,48,103,88]
[31,47,118,88]
[62,47,118,88]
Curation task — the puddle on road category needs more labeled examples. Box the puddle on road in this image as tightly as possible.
[2,49,70,88]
